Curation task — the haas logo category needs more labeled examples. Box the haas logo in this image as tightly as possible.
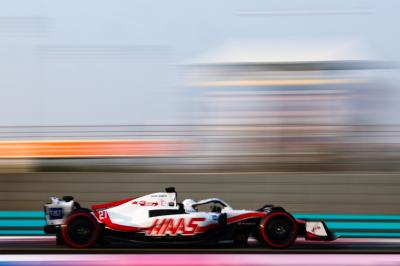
[147,218,205,236]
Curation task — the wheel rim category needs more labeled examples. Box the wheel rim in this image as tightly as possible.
[68,217,94,244]
[266,217,293,243]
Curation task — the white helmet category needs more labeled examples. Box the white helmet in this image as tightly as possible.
[182,199,197,212]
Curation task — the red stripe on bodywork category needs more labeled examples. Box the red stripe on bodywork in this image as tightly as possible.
[306,231,323,239]
[196,212,265,233]
[94,210,146,232]
[227,212,265,223]
[104,222,143,232]
[195,223,219,233]
[96,211,267,234]
[91,198,135,211]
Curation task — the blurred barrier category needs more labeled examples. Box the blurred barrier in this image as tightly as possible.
[0,124,400,172]
[3,210,400,238]
[0,140,184,158]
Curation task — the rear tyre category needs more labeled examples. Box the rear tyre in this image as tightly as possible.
[258,212,298,249]
[61,212,101,248]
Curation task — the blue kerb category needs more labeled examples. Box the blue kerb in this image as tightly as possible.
[0,220,45,227]
[0,230,44,235]
[0,211,44,218]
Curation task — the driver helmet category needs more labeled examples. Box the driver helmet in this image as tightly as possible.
[182,199,197,212]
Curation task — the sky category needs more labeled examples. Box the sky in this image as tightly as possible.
[0,0,399,125]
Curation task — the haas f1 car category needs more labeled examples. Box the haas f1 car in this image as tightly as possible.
[43,187,335,248]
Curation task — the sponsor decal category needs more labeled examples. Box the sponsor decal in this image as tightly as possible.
[48,208,63,220]
[212,214,218,221]
[160,199,166,206]
[311,225,321,233]
[151,194,167,198]
[147,218,206,236]
[132,201,159,207]
[306,221,327,237]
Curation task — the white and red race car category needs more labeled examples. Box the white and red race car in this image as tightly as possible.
[43,187,335,248]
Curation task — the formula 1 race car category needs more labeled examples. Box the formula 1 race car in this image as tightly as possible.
[43,187,335,248]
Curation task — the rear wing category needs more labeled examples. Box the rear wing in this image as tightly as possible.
[44,196,77,226]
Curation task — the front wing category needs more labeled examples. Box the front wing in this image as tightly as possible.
[299,220,336,241]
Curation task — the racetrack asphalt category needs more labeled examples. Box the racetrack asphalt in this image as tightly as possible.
[1,236,400,254]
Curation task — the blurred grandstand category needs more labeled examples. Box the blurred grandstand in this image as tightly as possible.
[0,41,398,173]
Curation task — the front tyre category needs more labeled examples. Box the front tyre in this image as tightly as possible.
[61,212,101,248]
[258,212,298,249]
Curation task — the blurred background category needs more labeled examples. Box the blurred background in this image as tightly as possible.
[1,0,400,236]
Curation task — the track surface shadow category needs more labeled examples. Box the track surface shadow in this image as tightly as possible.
[1,237,400,254]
